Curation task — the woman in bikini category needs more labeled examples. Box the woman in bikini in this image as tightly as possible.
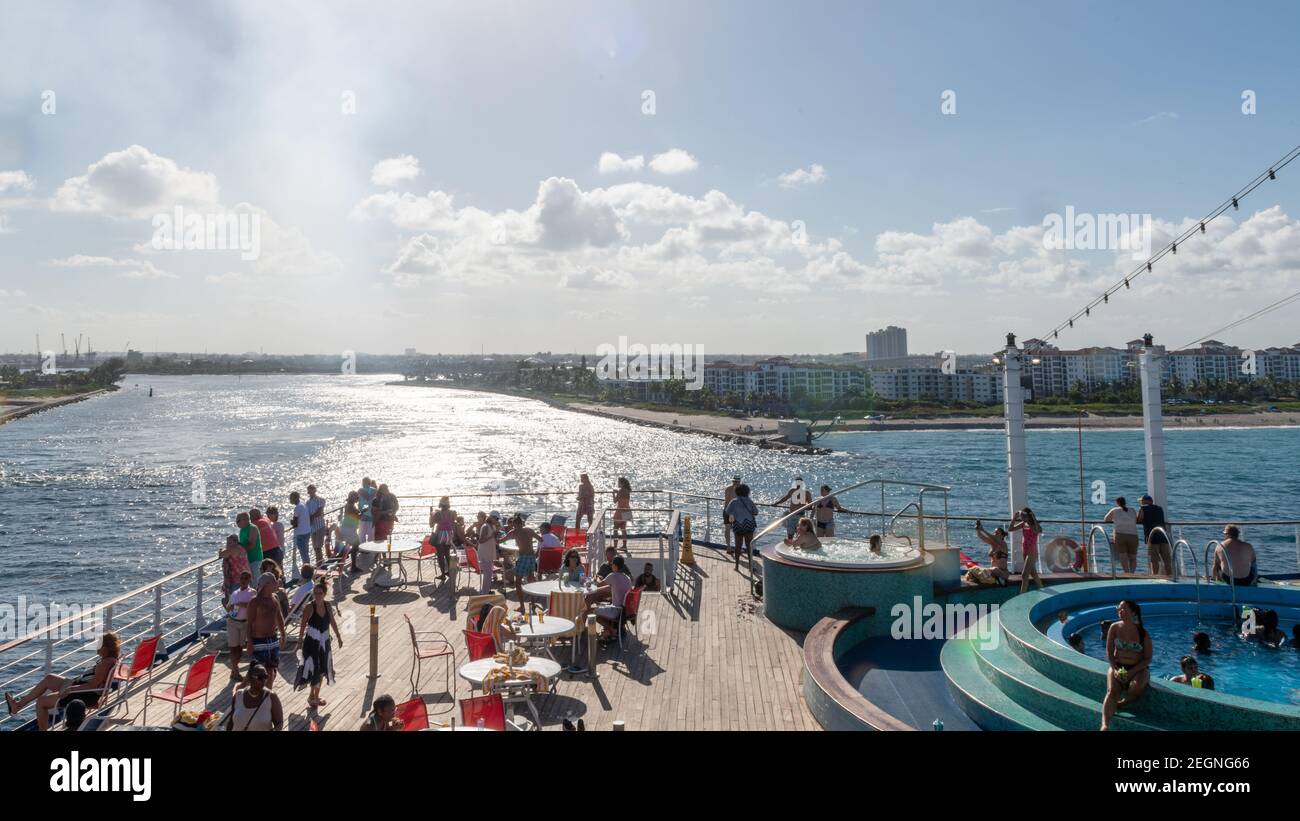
[1101,600,1152,731]
[1010,507,1044,593]
[974,519,1011,585]
[6,632,119,730]
[612,477,632,550]
[782,517,823,550]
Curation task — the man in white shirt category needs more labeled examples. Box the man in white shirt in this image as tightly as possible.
[288,565,316,615]
[290,490,313,568]
[226,571,255,681]
[1103,496,1139,573]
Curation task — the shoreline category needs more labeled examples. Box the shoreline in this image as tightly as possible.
[387,380,1300,437]
[387,380,833,454]
[0,388,111,426]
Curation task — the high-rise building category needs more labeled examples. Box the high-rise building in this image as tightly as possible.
[866,326,908,360]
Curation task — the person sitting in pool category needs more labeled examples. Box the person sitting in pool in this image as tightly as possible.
[1068,633,1085,653]
[1211,525,1257,586]
[1243,609,1287,647]
[1291,625,1300,649]
[1101,600,1152,731]
[1170,655,1215,690]
[1192,631,1213,655]
[782,518,822,550]
[868,534,883,555]
[1100,619,1113,644]
[973,519,1011,585]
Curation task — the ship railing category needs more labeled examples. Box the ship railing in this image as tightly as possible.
[0,555,228,731]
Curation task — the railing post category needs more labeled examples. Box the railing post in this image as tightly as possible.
[194,566,205,635]
[154,586,163,637]
[917,497,926,553]
[44,633,53,675]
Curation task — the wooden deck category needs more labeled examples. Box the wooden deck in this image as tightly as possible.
[115,539,818,731]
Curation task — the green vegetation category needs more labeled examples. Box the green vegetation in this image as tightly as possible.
[0,358,126,401]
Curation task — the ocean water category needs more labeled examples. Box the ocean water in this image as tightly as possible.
[1,373,1297,611]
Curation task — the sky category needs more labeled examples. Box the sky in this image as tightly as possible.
[2,0,1300,358]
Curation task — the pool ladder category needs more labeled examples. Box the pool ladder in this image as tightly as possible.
[1166,531,1200,620]
[1201,539,1238,620]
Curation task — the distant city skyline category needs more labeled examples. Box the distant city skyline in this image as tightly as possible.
[4,2,1300,357]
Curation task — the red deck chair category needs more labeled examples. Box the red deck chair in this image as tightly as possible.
[111,634,162,716]
[459,693,505,731]
[394,697,429,731]
[463,629,495,661]
[414,535,438,583]
[619,587,644,650]
[537,546,565,576]
[142,653,215,724]
[464,546,482,588]
[404,615,454,712]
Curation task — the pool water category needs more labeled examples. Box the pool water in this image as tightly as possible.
[774,535,921,568]
[1070,612,1300,706]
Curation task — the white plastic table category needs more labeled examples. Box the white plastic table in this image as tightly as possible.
[521,579,587,600]
[358,540,422,588]
[457,656,562,730]
[509,615,576,662]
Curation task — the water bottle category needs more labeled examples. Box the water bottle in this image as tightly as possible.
[932,718,944,732]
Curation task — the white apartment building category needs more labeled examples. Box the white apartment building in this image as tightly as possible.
[869,368,1004,403]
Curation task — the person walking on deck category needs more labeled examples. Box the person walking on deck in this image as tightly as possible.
[306,485,326,565]
[725,483,759,569]
[246,573,287,689]
[576,473,596,530]
[504,514,541,611]
[290,491,312,567]
[1136,494,1172,576]
[723,477,740,550]
[476,511,502,594]
[294,581,342,709]
[773,477,813,538]
[225,663,283,731]
[429,496,457,581]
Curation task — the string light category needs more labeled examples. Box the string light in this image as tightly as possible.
[1026,143,1299,354]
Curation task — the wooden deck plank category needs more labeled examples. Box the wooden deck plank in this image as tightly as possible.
[106,540,815,732]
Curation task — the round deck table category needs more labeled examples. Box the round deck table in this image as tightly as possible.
[358,540,422,588]
[521,579,587,600]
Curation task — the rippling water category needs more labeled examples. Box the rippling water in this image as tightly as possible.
[1,374,1297,610]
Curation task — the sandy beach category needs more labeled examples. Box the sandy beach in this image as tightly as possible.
[568,402,1300,435]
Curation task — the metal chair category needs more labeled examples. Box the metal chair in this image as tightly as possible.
[403,615,454,713]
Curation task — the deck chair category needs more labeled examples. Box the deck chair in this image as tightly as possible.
[404,615,454,712]
[463,629,496,661]
[463,546,483,589]
[619,587,644,651]
[394,697,429,731]
[110,635,162,717]
[547,590,587,666]
[414,535,439,583]
[142,653,215,724]
[537,546,565,577]
[462,592,507,629]
[51,657,121,730]
[459,693,506,731]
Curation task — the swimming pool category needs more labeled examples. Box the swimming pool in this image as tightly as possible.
[1048,601,1300,706]
[774,535,922,569]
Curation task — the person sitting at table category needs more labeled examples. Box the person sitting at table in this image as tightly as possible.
[782,518,822,550]
[594,545,618,581]
[6,632,119,730]
[559,549,585,584]
[587,556,633,641]
[361,694,403,731]
[634,562,660,591]
[472,603,516,652]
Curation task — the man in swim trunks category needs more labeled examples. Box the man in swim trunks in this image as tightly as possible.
[504,514,541,611]
[246,573,286,688]
[1212,525,1257,585]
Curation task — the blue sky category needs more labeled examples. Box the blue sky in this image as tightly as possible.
[2,0,1299,357]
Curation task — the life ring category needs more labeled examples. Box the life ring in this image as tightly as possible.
[1043,537,1081,572]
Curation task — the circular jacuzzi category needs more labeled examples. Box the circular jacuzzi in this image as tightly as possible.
[774,535,923,570]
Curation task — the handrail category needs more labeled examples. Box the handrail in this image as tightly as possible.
[1086,525,1116,578]
[1203,539,1239,615]
[1146,527,1176,576]
[1171,538,1200,619]
[750,478,951,546]
[887,502,924,550]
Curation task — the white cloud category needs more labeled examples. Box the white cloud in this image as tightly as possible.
[45,254,176,280]
[0,170,35,194]
[51,145,219,218]
[777,163,827,188]
[370,155,422,186]
[648,149,698,175]
[1134,111,1178,126]
[560,267,633,290]
[597,152,645,174]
